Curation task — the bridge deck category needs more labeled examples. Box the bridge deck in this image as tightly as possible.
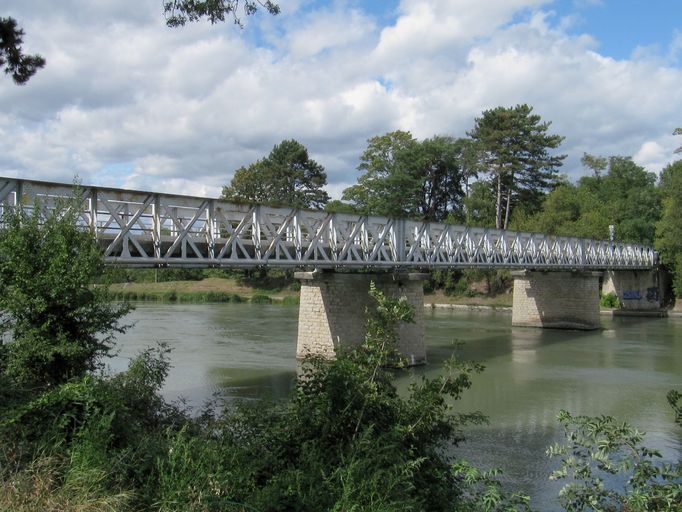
[0,177,656,270]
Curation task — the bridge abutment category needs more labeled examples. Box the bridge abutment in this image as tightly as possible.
[295,271,428,364]
[602,270,663,310]
[511,270,601,330]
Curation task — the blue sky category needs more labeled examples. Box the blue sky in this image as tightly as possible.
[553,0,681,61]
[1,0,681,197]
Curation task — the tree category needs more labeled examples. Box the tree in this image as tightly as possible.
[467,104,565,229]
[656,160,682,296]
[462,180,497,227]
[581,156,660,244]
[1,2,278,84]
[581,152,608,179]
[519,155,661,245]
[0,195,130,386]
[675,127,681,154]
[222,139,330,209]
[163,0,280,27]
[342,131,474,221]
[0,17,45,84]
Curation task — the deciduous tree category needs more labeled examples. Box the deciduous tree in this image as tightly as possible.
[656,160,682,296]
[467,104,565,229]
[0,195,129,386]
[222,139,330,209]
[519,155,660,245]
[343,131,474,221]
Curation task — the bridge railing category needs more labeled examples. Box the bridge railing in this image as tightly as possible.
[0,177,656,270]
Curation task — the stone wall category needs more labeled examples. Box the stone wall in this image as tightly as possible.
[511,271,601,330]
[296,272,427,364]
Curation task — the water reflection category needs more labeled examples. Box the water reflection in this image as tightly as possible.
[113,303,682,511]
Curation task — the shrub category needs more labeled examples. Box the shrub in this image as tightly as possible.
[0,195,130,387]
[162,290,178,302]
[250,294,272,304]
[445,277,471,296]
[547,410,682,511]
[600,291,620,308]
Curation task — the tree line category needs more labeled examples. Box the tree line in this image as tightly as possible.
[222,107,682,296]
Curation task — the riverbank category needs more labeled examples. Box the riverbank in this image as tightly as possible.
[109,277,516,307]
[109,278,675,317]
[109,277,301,304]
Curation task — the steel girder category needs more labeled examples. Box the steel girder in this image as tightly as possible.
[0,177,657,270]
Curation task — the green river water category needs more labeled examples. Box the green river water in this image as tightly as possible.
[111,303,682,510]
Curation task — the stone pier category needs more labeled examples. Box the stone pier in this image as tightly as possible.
[295,271,428,364]
[602,270,663,310]
[511,270,601,330]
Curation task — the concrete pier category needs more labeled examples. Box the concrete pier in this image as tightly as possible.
[602,270,662,310]
[511,270,601,330]
[295,271,428,364]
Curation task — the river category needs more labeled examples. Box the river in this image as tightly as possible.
[110,303,682,510]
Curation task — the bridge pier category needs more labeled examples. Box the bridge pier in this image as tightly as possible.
[602,270,663,310]
[511,270,601,330]
[295,271,428,364]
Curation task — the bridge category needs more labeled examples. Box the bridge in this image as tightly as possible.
[0,177,655,270]
[0,177,662,364]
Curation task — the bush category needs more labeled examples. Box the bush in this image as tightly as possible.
[0,195,130,386]
[547,410,682,511]
[445,277,471,296]
[250,294,272,304]
[162,290,178,302]
[600,291,620,308]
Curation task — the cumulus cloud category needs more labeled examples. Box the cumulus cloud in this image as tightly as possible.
[0,0,680,199]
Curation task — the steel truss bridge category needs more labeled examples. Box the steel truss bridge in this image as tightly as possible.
[0,177,656,270]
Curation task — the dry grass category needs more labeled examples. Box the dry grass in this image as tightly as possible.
[0,457,132,512]
[110,277,513,307]
[109,277,297,300]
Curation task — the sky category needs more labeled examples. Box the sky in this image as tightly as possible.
[1,0,681,199]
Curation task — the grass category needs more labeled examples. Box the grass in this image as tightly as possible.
[109,277,300,305]
[110,276,510,307]
[423,289,513,308]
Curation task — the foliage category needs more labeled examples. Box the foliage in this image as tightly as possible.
[668,390,682,427]
[452,460,532,512]
[343,131,475,221]
[675,128,681,154]
[463,179,498,227]
[0,344,187,511]
[656,160,682,296]
[152,283,501,511]
[222,139,330,209]
[324,199,359,214]
[520,156,661,245]
[0,17,45,84]
[467,104,566,229]
[249,293,272,304]
[580,156,661,245]
[164,0,280,28]
[0,196,130,387]
[600,292,620,309]
[547,410,682,512]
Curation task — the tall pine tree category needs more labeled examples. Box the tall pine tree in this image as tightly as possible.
[467,104,565,229]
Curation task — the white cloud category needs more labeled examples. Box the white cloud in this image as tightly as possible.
[1,0,681,200]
